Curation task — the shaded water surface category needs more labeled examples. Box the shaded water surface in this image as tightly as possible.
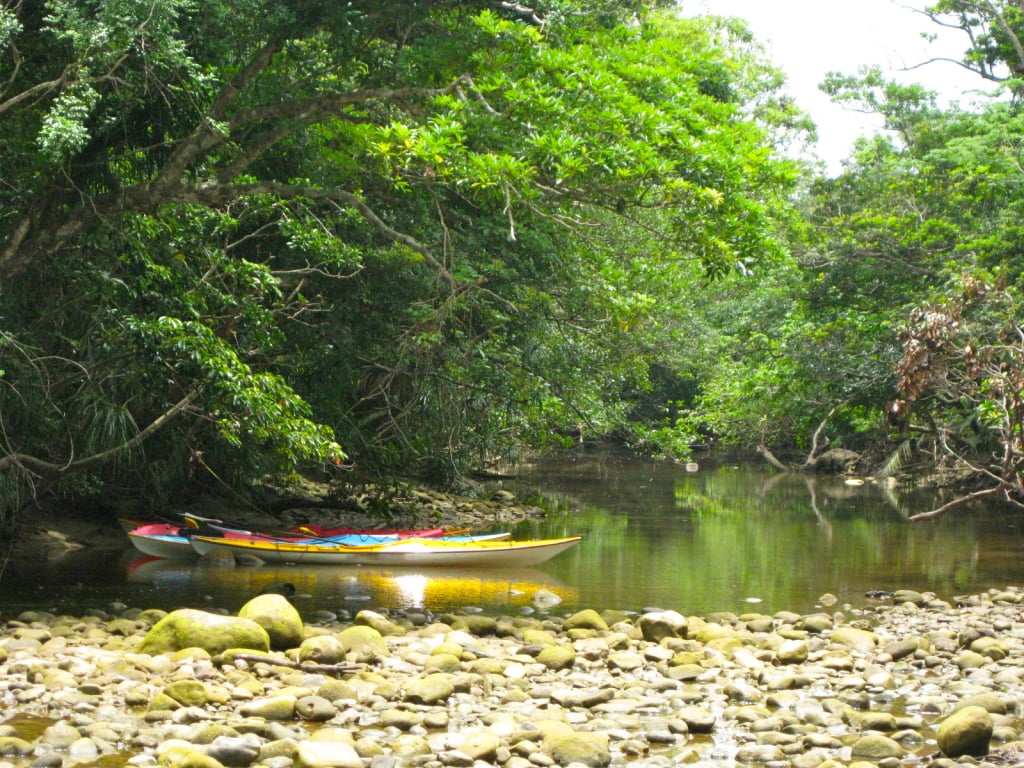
[3,450,1024,618]
[509,449,1024,616]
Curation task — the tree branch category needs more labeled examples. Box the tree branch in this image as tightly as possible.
[497,2,544,26]
[899,55,1009,83]
[907,484,1006,521]
[804,406,838,467]
[0,390,198,477]
[0,68,485,284]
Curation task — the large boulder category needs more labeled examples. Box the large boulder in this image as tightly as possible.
[808,448,860,473]
[337,625,388,661]
[830,626,877,653]
[637,610,686,642]
[139,609,270,655]
[238,594,304,650]
[542,730,611,767]
[938,705,993,757]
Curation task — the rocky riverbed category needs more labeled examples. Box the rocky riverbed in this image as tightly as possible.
[3,588,1024,768]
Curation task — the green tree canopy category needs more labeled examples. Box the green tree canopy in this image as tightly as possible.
[0,1,801,513]
[680,20,1024,513]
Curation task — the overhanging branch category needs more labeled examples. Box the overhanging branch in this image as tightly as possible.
[907,484,1006,521]
[0,390,198,477]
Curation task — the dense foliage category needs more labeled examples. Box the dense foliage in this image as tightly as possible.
[682,0,1024,514]
[5,0,1024,522]
[0,0,801,518]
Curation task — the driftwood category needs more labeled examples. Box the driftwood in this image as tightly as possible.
[757,444,791,472]
[758,443,861,474]
[757,407,861,474]
[230,653,361,676]
[907,485,1006,522]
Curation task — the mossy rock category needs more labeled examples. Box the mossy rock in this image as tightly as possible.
[456,614,498,636]
[0,737,34,757]
[849,734,905,759]
[537,645,576,670]
[404,672,454,705]
[830,627,877,653]
[543,731,611,767]
[298,635,346,665]
[163,680,208,707]
[938,705,993,757]
[158,745,226,768]
[337,625,388,661]
[563,609,609,631]
[140,609,270,655]
[353,609,406,637]
[238,594,304,651]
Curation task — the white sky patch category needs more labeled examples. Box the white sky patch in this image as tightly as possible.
[680,0,998,172]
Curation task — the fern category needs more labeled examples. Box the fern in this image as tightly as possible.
[875,438,914,480]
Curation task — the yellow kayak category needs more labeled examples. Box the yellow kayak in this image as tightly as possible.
[191,534,583,567]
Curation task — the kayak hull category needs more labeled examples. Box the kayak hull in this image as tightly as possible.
[126,530,195,559]
[189,530,510,556]
[190,535,582,568]
[123,520,500,560]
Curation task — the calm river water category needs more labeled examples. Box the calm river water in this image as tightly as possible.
[3,449,1024,619]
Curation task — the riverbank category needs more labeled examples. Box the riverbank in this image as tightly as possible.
[6,480,545,562]
[2,587,1024,768]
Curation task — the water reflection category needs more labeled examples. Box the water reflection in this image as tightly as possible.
[508,449,1024,617]
[123,557,577,615]
[3,451,1024,619]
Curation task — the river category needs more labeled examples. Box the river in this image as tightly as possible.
[3,448,1024,619]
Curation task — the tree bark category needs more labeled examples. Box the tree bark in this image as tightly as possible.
[756,444,791,472]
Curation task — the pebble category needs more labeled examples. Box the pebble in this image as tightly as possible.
[3,589,1024,768]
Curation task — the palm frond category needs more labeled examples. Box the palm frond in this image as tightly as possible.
[875,438,914,480]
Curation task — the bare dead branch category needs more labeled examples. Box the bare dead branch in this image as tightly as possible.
[0,390,198,476]
[804,406,839,467]
[907,484,1006,521]
[497,1,544,26]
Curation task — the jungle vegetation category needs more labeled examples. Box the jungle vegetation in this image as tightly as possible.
[0,0,1022,524]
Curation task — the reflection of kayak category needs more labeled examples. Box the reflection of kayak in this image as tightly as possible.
[125,558,579,612]
[190,535,582,567]
[122,519,481,559]
[125,554,166,577]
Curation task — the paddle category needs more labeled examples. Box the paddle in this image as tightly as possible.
[178,512,474,548]
[180,513,399,548]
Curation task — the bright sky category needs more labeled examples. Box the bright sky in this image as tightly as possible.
[681,0,998,173]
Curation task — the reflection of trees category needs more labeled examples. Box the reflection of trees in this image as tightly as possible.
[514,447,699,539]
[681,471,993,599]
[514,455,1024,614]
[677,468,927,523]
[803,477,833,544]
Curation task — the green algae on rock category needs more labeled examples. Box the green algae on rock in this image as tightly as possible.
[139,608,271,655]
